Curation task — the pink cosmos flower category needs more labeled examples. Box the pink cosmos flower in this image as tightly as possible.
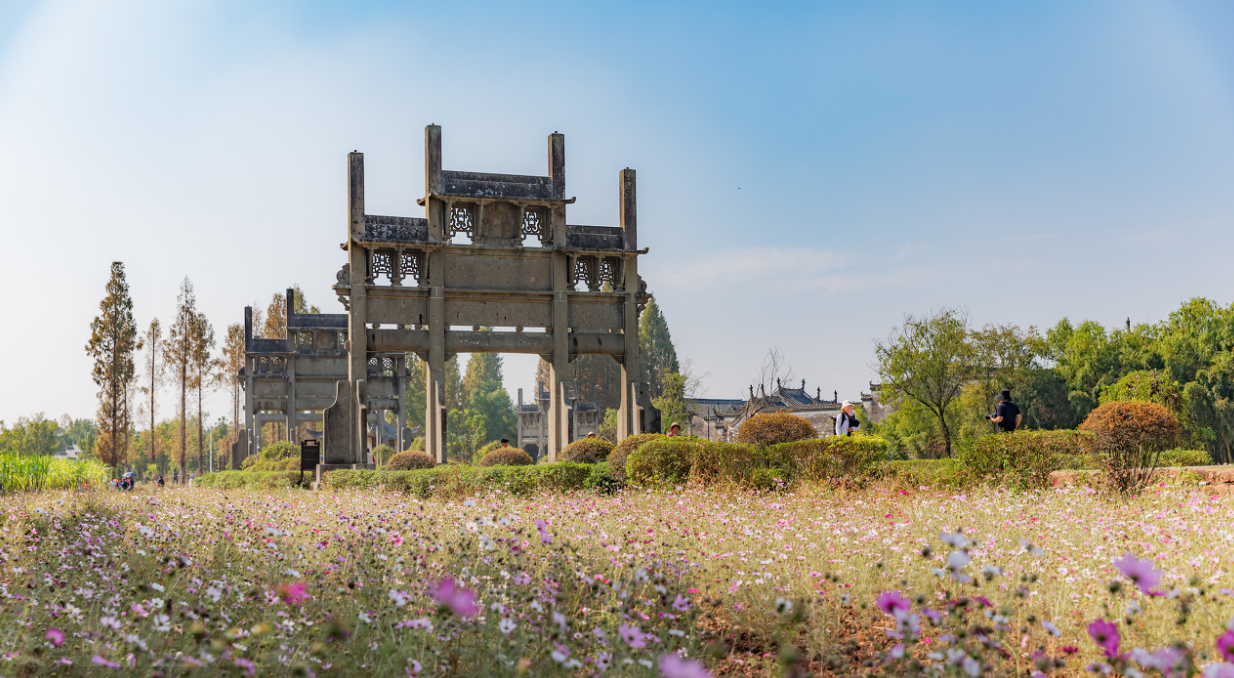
[45,628,64,647]
[277,582,310,605]
[1113,553,1163,595]
[431,578,479,617]
[1087,619,1121,659]
[92,655,120,669]
[1204,664,1234,678]
[390,533,403,546]
[619,623,648,648]
[1218,630,1234,662]
[658,653,712,678]
[233,658,257,676]
[535,520,553,545]
[875,590,910,616]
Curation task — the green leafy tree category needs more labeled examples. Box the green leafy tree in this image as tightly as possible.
[58,416,97,456]
[0,414,62,457]
[85,262,141,467]
[652,372,690,434]
[875,309,975,457]
[403,353,427,439]
[639,295,680,399]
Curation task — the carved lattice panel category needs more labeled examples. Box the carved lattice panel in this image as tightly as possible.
[296,332,314,351]
[599,258,617,286]
[449,205,475,240]
[371,251,393,282]
[521,208,546,244]
[571,257,592,288]
[399,251,422,283]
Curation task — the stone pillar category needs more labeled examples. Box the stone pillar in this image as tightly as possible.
[346,151,369,466]
[423,125,449,463]
[618,169,641,440]
[396,358,406,453]
[245,356,257,454]
[286,355,297,443]
[516,388,524,449]
[546,189,570,461]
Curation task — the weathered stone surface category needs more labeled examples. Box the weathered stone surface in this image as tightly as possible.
[329,126,649,465]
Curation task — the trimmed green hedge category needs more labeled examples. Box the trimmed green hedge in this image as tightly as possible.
[320,463,594,498]
[626,436,888,489]
[957,430,1093,489]
[195,470,312,490]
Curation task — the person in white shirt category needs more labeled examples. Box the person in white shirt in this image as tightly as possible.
[835,401,860,436]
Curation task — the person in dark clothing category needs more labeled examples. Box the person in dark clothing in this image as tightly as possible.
[989,389,1022,432]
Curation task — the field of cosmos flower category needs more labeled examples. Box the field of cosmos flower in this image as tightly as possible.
[2,481,1233,677]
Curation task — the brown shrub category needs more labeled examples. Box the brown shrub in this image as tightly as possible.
[386,450,436,471]
[561,438,615,464]
[607,433,666,484]
[735,412,816,447]
[1080,401,1181,494]
[479,448,534,467]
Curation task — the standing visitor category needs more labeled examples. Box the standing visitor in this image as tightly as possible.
[667,422,683,437]
[835,401,860,436]
[989,389,1022,432]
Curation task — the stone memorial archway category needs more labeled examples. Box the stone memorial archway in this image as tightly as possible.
[321,126,650,471]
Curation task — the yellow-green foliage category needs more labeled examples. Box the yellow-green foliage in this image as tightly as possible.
[626,437,887,489]
[0,453,109,493]
[735,412,817,447]
[386,450,436,471]
[607,433,665,485]
[560,438,615,464]
[958,430,1094,489]
[371,444,396,466]
[1157,448,1212,467]
[479,447,533,467]
[241,441,300,472]
[472,440,505,464]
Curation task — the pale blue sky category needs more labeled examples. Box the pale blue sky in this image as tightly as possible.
[2,0,1233,423]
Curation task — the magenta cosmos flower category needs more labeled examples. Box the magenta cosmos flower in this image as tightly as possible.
[1087,619,1121,659]
[1217,629,1234,662]
[277,582,310,605]
[875,590,910,616]
[45,628,64,647]
[1113,553,1163,595]
[431,578,479,617]
[658,653,712,678]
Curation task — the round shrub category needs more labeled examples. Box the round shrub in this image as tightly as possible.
[473,440,505,464]
[561,438,615,464]
[1080,401,1181,453]
[387,450,436,471]
[607,433,666,484]
[626,438,700,486]
[479,447,533,467]
[735,412,816,447]
[1080,401,1182,494]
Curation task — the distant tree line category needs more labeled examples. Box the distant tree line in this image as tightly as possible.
[874,298,1234,463]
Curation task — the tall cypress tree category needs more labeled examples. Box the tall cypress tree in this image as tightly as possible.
[140,319,163,473]
[164,277,197,482]
[638,295,680,399]
[190,311,215,474]
[85,262,141,468]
